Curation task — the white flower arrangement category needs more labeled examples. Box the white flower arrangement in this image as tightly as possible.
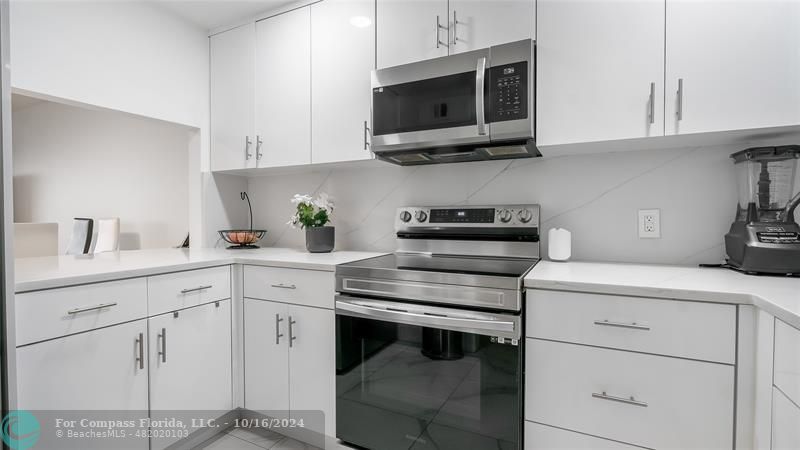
[287,193,335,229]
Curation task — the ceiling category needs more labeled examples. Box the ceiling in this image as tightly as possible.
[153,0,297,31]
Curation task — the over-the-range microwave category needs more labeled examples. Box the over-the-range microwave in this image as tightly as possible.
[370,39,537,166]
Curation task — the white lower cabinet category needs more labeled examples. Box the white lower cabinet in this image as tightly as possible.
[525,422,643,450]
[244,298,335,441]
[772,387,800,450]
[149,300,233,450]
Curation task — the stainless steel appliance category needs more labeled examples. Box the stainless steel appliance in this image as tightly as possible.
[724,145,800,275]
[370,40,538,165]
[335,204,539,450]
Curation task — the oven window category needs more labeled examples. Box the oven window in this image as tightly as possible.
[372,71,477,136]
[336,314,522,450]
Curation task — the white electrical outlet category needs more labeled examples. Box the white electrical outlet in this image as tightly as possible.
[638,209,661,239]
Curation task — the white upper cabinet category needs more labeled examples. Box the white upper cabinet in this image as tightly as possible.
[665,0,800,135]
[377,0,449,68]
[255,8,312,167]
[311,0,375,164]
[536,0,665,146]
[210,23,256,171]
[448,0,535,54]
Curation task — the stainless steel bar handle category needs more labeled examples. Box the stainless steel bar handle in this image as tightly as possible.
[676,78,684,120]
[648,82,655,124]
[275,314,284,345]
[245,136,253,160]
[180,285,213,294]
[363,120,371,151]
[288,316,297,348]
[592,391,648,408]
[270,283,297,290]
[135,333,144,370]
[476,57,487,136]
[158,328,167,363]
[256,135,264,160]
[436,16,449,49]
[593,319,651,331]
[452,11,458,46]
[67,302,118,315]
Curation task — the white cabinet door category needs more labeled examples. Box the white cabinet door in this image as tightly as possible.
[448,0,535,54]
[210,23,256,171]
[311,0,375,164]
[377,0,448,68]
[244,298,290,417]
[665,0,800,135]
[536,0,665,146]
[772,387,800,450]
[148,301,233,449]
[525,421,642,450]
[255,8,312,168]
[16,319,149,412]
[288,304,335,439]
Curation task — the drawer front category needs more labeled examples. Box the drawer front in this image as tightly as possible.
[525,422,644,450]
[244,265,335,309]
[148,266,231,316]
[16,278,148,346]
[774,319,800,406]
[525,339,735,450]
[772,387,800,450]
[526,290,737,364]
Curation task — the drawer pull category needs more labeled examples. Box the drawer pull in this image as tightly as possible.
[592,391,648,408]
[180,285,213,294]
[67,302,118,315]
[271,283,297,290]
[593,319,650,331]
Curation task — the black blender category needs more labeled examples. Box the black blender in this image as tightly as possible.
[724,145,800,275]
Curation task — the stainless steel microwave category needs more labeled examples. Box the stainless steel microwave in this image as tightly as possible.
[370,39,537,166]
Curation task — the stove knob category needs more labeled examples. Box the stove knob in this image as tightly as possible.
[518,209,533,223]
[415,210,428,222]
[399,210,412,223]
[498,209,513,223]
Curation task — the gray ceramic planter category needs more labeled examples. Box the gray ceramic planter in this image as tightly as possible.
[305,226,335,253]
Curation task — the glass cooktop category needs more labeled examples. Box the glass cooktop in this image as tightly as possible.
[340,253,538,278]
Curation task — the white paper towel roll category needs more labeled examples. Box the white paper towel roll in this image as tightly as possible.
[548,228,572,262]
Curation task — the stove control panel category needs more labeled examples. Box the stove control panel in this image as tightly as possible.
[396,204,539,229]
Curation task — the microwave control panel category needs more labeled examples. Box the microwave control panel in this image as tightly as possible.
[489,61,528,122]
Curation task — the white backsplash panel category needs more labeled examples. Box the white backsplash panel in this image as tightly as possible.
[246,143,799,265]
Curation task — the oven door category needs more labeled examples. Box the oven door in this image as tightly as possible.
[335,295,523,450]
[370,48,491,154]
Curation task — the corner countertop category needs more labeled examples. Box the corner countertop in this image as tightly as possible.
[525,260,800,330]
[14,247,386,293]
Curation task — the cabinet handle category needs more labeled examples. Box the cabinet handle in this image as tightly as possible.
[256,135,264,161]
[476,57,487,136]
[592,391,648,408]
[275,314,284,345]
[180,285,213,294]
[436,16,449,49]
[363,120,371,151]
[676,78,684,121]
[270,283,297,290]
[158,328,167,363]
[593,319,650,331]
[67,302,118,315]
[135,333,144,370]
[289,316,297,348]
[245,136,253,160]
[452,10,461,46]
[648,82,655,125]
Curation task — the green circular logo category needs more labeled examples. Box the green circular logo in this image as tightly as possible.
[1,411,40,450]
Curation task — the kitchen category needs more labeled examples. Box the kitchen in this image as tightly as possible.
[1,0,800,449]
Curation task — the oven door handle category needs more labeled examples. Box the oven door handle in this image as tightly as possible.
[335,296,519,339]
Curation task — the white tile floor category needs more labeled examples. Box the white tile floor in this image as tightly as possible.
[199,427,321,450]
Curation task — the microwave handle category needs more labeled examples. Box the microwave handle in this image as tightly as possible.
[476,57,487,136]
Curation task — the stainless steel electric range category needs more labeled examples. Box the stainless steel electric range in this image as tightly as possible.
[335,204,540,450]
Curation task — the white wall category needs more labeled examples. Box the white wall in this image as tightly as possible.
[245,142,800,265]
[12,99,191,253]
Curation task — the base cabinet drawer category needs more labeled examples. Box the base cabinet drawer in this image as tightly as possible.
[148,266,231,315]
[772,387,800,450]
[774,319,800,407]
[525,422,644,450]
[526,290,737,364]
[525,339,734,450]
[244,265,334,309]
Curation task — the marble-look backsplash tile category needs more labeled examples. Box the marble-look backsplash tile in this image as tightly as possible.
[245,143,792,265]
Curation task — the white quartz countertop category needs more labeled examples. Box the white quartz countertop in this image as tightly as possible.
[15,247,386,293]
[525,260,800,329]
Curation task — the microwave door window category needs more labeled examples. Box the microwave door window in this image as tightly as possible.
[373,71,477,136]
